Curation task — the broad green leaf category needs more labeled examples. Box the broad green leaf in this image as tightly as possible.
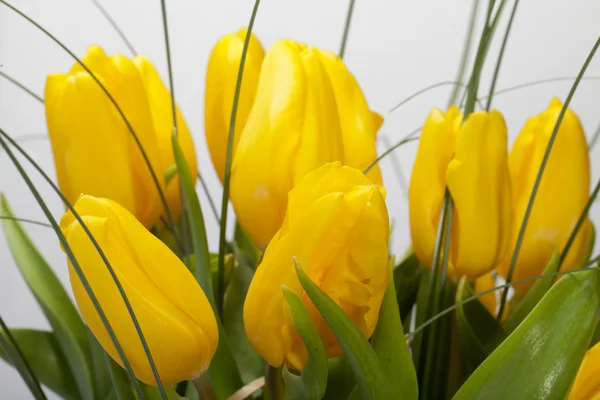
[234,221,259,268]
[281,286,328,400]
[503,249,559,333]
[0,329,78,400]
[293,259,392,400]
[455,277,507,371]
[1,196,94,400]
[103,346,136,400]
[223,257,264,384]
[371,261,418,400]
[393,251,422,321]
[141,383,188,400]
[323,356,354,400]
[173,137,243,398]
[454,268,600,400]
[88,330,112,400]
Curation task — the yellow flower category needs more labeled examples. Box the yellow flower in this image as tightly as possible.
[230,39,382,248]
[205,28,265,183]
[497,98,594,296]
[568,342,600,400]
[474,273,497,316]
[243,162,389,370]
[45,45,197,228]
[409,107,511,279]
[60,195,218,386]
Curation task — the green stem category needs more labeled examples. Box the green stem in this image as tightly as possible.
[338,0,356,59]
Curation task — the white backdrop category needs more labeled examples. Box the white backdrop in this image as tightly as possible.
[1,0,600,398]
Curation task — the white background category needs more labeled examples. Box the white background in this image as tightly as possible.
[1,0,600,398]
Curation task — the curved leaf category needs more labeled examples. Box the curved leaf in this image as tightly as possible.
[455,277,506,371]
[393,251,422,321]
[454,268,600,400]
[1,196,93,400]
[281,286,328,400]
[293,259,392,400]
[0,329,78,400]
[371,260,418,400]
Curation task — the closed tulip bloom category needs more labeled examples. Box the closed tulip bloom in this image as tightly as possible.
[497,98,594,296]
[243,162,390,370]
[60,195,218,386]
[45,45,196,228]
[314,49,383,185]
[230,40,344,248]
[568,342,600,400]
[409,107,511,279]
[205,28,265,183]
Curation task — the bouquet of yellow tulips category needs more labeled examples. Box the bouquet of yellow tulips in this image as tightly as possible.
[2,0,600,399]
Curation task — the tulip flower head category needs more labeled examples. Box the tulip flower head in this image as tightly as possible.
[45,45,197,228]
[230,39,382,248]
[497,98,594,296]
[205,28,265,183]
[409,107,512,280]
[568,341,600,400]
[243,162,390,371]
[60,195,218,386]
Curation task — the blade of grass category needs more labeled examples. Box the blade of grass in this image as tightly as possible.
[89,0,136,56]
[481,76,600,100]
[0,0,183,258]
[497,36,600,320]
[0,71,43,103]
[217,0,261,319]
[338,0,356,59]
[447,0,480,107]
[589,120,600,149]
[0,128,161,399]
[0,215,52,228]
[484,0,520,110]
[198,170,220,224]
[392,81,465,114]
[363,127,421,174]
[378,135,408,196]
[0,316,47,400]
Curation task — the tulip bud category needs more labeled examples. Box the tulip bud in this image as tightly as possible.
[568,341,600,400]
[497,98,594,296]
[45,45,196,228]
[205,28,265,183]
[230,39,382,248]
[409,107,511,279]
[60,195,218,386]
[243,162,390,370]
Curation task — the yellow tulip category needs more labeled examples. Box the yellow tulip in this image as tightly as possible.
[409,107,511,279]
[230,39,382,248]
[60,195,218,386]
[45,45,197,228]
[497,98,594,296]
[243,162,389,370]
[568,342,600,400]
[474,273,497,316]
[205,28,265,183]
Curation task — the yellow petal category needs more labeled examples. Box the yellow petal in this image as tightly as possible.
[243,163,389,370]
[474,273,497,316]
[134,55,197,220]
[569,342,600,400]
[316,49,383,185]
[60,196,218,386]
[498,98,591,295]
[205,28,265,183]
[446,110,511,279]
[408,106,462,272]
[230,40,343,248]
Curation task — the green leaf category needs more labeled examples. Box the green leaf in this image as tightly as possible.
[223,257,264,384]
[234,221,259,268]
[411,266,431,370]
[454,268,600,400]
[455,277,507,371]
[293,258,392,400]
[0,329,78,400]
[88,330,112,400]
[103,347,136,400]
[281,286,328,400]
[164,164,178,186]
[173,136,243,398]
[141,383,188,400]
[323,356,354,400]
[503,249,560,333]
[371,261,418,400]
[393,251,422,323]
[1,196,94,400]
